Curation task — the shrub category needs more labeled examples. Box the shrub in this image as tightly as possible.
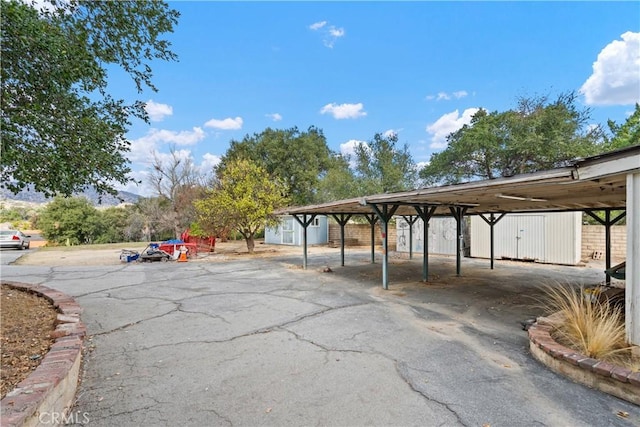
[539,283,633,365]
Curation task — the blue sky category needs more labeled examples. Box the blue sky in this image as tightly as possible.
[110,1,640,196]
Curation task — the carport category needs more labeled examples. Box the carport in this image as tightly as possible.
[276,145,640,344]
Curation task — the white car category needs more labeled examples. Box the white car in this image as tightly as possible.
[0,230,31,250]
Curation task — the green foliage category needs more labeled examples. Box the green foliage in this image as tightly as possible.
[219,127,331,205]
[420,92,605,185]
[0,207,27,223]
[605,104,640,150]
[37,197,103,245]
[353,132,417,193]
[1,0,179,197]
[195,159,289,253]
[315,154,361,203]
[94,207,131,243]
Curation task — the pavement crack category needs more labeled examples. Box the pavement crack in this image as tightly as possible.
[91,304,180,336]
[395,362,468,426]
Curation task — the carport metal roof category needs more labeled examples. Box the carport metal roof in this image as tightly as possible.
[277,146,638,217]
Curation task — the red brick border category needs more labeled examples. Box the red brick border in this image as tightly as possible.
[1,282,86,427]
[528,320,639,405]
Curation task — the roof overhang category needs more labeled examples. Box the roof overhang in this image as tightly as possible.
[276,145,639,218]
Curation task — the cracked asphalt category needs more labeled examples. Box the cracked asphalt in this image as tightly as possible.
[1,248,638,426]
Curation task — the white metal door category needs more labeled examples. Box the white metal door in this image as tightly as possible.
[282,218,294,245]
[496,215,545,261]
[516,216,545,261]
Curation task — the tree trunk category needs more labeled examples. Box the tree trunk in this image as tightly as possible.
[245,234,255,254]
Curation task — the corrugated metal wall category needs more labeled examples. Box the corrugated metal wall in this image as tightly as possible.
[470,212,581,265]
[396,217,458,255]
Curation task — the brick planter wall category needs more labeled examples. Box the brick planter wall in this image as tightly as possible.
[528,317,639,405]
[1,282,86,427]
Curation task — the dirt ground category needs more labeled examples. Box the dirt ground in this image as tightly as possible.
[0,284,58,399]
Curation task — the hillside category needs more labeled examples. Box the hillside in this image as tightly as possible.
[0,187,141,207]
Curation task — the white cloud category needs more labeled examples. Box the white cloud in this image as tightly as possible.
[329,27,345,38]
[426,108,479,149]
[580,31,640,105]
[128,127,205,163]
[204,117,243,130]
[145,100,173,122]
[320,102,367,119]
[309,21,327,30]
[309,20,345,48]
[426,90,469,101]
[416,161,430,170]
[340,139,367,157]
[340,139,368,167]
[200,153,221,177]
[266,113,282,122]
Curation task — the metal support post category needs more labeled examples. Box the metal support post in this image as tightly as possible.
[479,213,506,270]
[292,214,317,270]
[331,214,352,267]
[370,204,398,290]
[414,206,436,282]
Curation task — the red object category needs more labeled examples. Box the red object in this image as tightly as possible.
[12,236,20,240]
[180,229,216,253]
[159,242,198,257]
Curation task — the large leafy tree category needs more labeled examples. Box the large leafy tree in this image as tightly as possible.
[194,159,288,253]
[605,103,640,151]
[37,197,103,245]
[420,92,604,185]
[315,154,360,203]
[352,132,417,193]
[1,0,179,197]
[218,127,331,205]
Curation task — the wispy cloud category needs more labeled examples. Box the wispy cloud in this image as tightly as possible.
[309,21,327,30]
[204,116,243,130]
[309,20,345,48]
[265,113,282,122]
[426,90,469,101]
[580,31,640,106]
[145,100,173,122]
[426,108,479,149]
[320,102,366,119]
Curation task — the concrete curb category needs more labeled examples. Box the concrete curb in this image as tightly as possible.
[1,282,86,427]
[528,320,640,405]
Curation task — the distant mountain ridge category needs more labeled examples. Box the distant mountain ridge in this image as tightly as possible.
[0,186,141,206]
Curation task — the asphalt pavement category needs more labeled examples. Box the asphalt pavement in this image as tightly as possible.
[1,249,638,426]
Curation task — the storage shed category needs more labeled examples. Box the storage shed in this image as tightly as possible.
[470,212,582,265]
[396,217,461,256]
[265,215,329,246]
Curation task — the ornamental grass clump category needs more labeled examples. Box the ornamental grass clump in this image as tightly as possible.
[540,283,633,366]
